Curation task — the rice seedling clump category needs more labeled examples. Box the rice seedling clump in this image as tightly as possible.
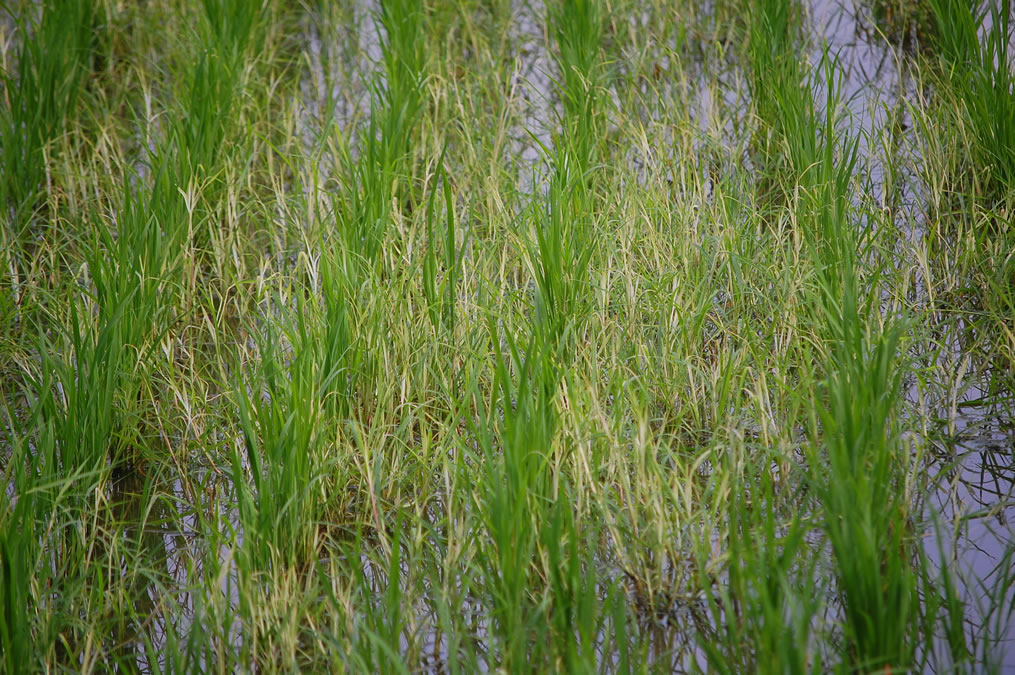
[1,0,1013,670]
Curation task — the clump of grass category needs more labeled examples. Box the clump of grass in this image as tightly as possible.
[529,150,598,347]
[803,63,922,671]
[809,282,918,669]
[167,0,267,271]
[23,184,175,483]
[333,0,426,272]
[421,158,462,336]
[0,0,95,225]
[471,325,558,668]
[2,401,173,669]
[232,270,358,570]
[551,0,605,170]
[0,0,97,376]
[743,0,808,195]
[927,0,1015,201]
[226,0,429,576]
[542,486,609,671]
[2,1,275,667]
[0,438,38,672]
[698,459,822,673]
[530,0,606,350]
[29,0,265,477]
[919,0,1015,391]
[233,308,324,571]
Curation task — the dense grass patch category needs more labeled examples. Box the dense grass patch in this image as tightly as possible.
[2,0,1013,671]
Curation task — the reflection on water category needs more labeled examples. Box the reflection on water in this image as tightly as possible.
[925,385,1015,665]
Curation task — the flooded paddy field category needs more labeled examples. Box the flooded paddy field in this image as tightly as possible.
[2,0,1014,671]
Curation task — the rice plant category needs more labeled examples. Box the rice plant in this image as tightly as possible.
[1,0,1011,669]
[927,0,1015,200]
